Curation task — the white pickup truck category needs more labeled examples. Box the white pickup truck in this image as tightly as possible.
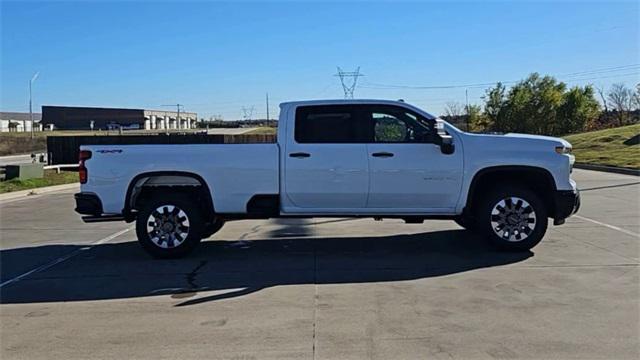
[75,99,580,258]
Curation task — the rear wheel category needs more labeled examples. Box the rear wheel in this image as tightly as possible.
[476,185,548,251]
[135,194,204,258]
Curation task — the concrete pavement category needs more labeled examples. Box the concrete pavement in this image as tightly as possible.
[0,169,638,359]
[0,154,35,166]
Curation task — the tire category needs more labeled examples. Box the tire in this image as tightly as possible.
[202,217,225,239]
[135,193,204,259]
[476,185,548,251]
[454,215,477,232]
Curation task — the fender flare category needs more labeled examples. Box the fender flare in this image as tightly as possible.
[465,165,557,210]
[122,171,214,218]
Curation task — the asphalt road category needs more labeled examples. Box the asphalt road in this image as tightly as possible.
[1,169,638,359]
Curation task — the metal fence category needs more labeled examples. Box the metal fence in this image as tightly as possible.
[46,134,277,165]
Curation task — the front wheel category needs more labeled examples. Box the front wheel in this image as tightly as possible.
[135,194,204,259]
[476,186,548,251]
[453,215,477,232]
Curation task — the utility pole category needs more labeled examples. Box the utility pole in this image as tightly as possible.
[29,72,39,139]
[335,67,363,99]
[465,88,470,131]
[266,93,270,121]
[161,104,184,129]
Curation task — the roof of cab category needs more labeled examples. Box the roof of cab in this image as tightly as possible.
[280,99,409,107]
[278,99,436,119]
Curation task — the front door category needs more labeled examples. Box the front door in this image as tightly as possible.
[284,105,369,210]
[364,106,463,212]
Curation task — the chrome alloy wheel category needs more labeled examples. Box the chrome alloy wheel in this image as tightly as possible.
[490,197,536,242]
[146,205,190,248]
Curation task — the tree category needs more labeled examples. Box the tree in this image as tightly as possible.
[483,82,505,131]
[443,102,464,117]
[467,104,492,132]
[596,86,608,113]
[500,73,566,135]
[557,86,600,135]
[607,83,634,126]
[480,73,599,135]
[633,83,640,110]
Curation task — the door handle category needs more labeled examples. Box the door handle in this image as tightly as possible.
[289,152,311,158]
[372,152,394,158]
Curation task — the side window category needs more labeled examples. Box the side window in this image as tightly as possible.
[295,105,366,143]
[373,113,411,142]
[370,107,429,143]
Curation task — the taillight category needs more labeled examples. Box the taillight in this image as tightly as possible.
[79,150,92,184]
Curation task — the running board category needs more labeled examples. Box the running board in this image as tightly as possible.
[82,215,125,223]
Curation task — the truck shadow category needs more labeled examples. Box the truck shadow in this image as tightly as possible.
[0,230,532,306]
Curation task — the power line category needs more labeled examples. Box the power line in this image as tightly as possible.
[311,81,338,98]
[160,104,185,126]
[563,72,640,83]
[360,64,640,91]
[558,64,640,78]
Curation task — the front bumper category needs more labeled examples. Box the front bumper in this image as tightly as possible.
[553,189,581,225]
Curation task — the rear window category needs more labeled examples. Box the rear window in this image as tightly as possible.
[294,105,366,143]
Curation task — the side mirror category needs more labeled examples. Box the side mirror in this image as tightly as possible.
[440,135,455,155]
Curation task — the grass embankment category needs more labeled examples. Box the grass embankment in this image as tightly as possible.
[0,170,78,193]
[563,124,640,169]
[0,131,101,156]
[0,129,204,156]
[245,127,277,135]
[0,132,47,156]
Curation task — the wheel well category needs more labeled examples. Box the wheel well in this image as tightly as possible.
[466,166,557,218]
[124,172,214,221]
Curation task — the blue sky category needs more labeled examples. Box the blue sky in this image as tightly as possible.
[1,0,638,120]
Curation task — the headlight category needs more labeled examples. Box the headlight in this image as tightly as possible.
[555,146,572,154]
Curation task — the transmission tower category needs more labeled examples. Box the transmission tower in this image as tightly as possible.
[241,106,255,121]
[335,66,363,99]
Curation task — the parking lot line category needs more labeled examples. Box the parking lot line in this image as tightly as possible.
[0,227,131,288]
[574,215,640,238]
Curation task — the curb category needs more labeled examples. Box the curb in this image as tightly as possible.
[574,163,640,177]
[0,182,79,203]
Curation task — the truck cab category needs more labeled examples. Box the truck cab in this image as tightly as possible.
[279,100,462,214]
[75,99,580,258]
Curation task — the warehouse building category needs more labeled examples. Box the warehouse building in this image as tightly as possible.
[0,112,42,132]
[41,106,197,131]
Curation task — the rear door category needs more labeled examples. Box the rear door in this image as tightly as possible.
[283,105,369,210]
[364,105,463,212]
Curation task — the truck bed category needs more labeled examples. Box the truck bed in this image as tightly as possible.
[82,143,279,214]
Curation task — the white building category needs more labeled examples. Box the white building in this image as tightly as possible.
[0,112,42,132]
[41,106,197,131]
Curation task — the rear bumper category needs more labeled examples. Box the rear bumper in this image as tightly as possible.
[74,192,103,216]
[75,192,126,222]
[553,189,581,225]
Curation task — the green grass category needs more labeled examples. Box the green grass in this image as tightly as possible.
[563,124,640,169]
[0,170,78,193]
